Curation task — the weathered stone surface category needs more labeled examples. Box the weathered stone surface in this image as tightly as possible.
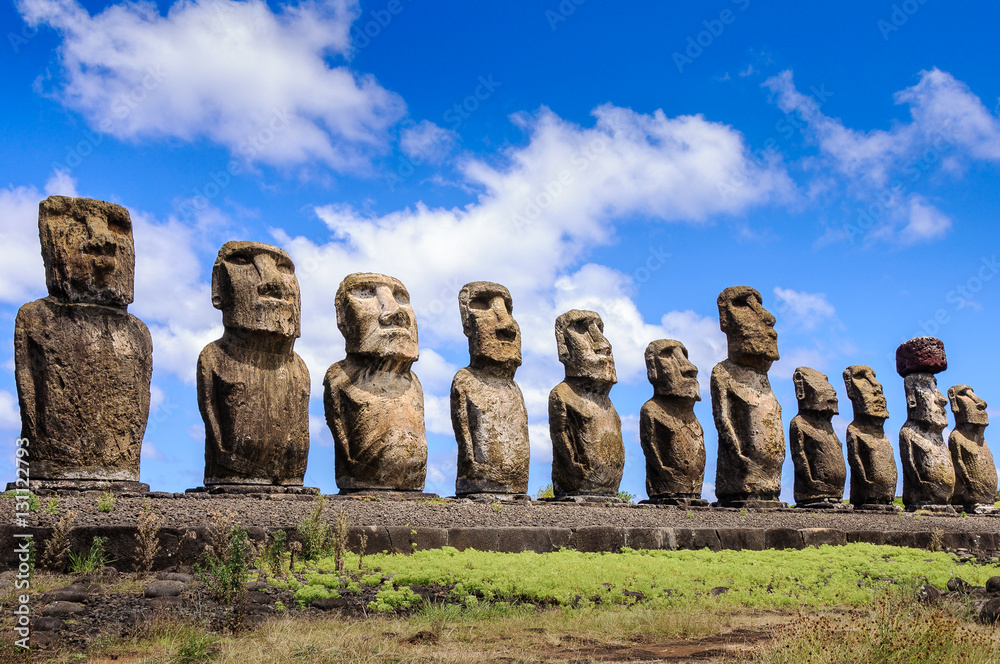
[639,340,706,501]
[452,282,529,496]
[325,273,427,492]
[549,310,624,497]
[711,287,784,505]
[41,601,86,616]
[15,196,151,483]
[143,580,187,598]
[896,336,947,376]
[198,242,309,486]
[948,385,998,510]
[898,352,955,509]
[789,367,846,506]
[843,365,897,507]
[800,528,846,548]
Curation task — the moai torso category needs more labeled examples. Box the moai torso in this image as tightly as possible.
[324,273,427,492]
[948,385,997,508]
[14,196,151,483]
[549,310,623,497]
[843,365,896,506]
[549,380,624,496]
[451,282,529,496]
[639,339,705,499]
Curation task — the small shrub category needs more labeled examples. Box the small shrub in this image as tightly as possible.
[135,499,162,576]
[69,536,109,574]
[41,510,77,572]
[98,491,116,513]
[534,483,554,500]
[45,496,59,515]
[297,496,335,561]
[617,490,636,504]
[172,631,217,664]
[262,530,288,576]
[273,600,286,612]
[368,582,420,613]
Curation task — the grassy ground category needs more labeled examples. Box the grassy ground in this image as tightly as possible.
[5,544,1000,663]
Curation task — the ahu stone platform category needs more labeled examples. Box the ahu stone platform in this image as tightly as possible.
[3,495,999,571]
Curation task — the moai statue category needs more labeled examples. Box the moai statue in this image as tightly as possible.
[548,310,624,500]
[711,286,786,507]
[948,385,998,513]
[451,282,529,499]
[324,273,428,493]
[196,242,310,490]
[789,367,847,508]
[843,365,898,510]
[897,337,955,511]
[13,196,152,492]
[638,340,707,506]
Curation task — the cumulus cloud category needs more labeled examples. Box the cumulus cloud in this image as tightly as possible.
[18,0,405,170]
[0,390,20,430]
[773,287,836,331]
[399,120,457,165]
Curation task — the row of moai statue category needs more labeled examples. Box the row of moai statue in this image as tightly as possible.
[11,197,998,511]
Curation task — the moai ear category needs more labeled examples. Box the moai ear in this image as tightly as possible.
[793,369,806,401]
[211,267,224,310]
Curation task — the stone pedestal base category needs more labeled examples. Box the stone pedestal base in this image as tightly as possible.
[542,495,625,504]
[713,499,788,509]
[334,490,440,501]
[640,496,710,507]
[959,504,999,515]
[458,493,531,503]
[7,479,149,496]
[905,503,956,514]
[852,503,902,512]
[187,485,319,495]
[795,498,851,510]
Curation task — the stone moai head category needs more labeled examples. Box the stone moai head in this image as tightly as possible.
[458,281,521,369]
[949,384,989,427]
[644,339,699,400]
[336,272,418,362]
[904,373,949,430]
[897,336,948,431]
[793,367,838,416]
[555,309,616,384]
[38,195,135,307]
[843,365,890,420]
[717,286,779,372]
[211,241,301,339]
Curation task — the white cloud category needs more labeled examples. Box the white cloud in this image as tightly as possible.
[44,170,78,197]
[0,184,47,305]
[18,0,405,170]
[141,441,165,460]
[399,120,456,165]
[773,287,836,330]
[899,195,952,243]
[0,390,20,430]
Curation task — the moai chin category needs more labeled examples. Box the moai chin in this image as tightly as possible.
[789,367,847,508]
[548,310,624,500]
[948,385,997,513]
[711,286,786,507]
[196,241,310,489]
[451,282,529,498]
[896,337,955,512]
[324,273,428,493]
[843,365,897,510]
[638,340,707,506]
[13,196,152,491]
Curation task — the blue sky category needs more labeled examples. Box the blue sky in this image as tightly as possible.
[2,0,999,501]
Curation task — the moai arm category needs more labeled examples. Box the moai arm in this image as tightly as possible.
[196,349,226,457]
[789,418,813,485]
[949,432,970,482]
[322,367,354,467]
[12,308,36,439]
[846,428,868,485]
[639,403,666,470]
[451,374,474,468]
[549,387,580,471]
[711,368,748,464]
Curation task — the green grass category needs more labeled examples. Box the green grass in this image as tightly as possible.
[289,543,997,613]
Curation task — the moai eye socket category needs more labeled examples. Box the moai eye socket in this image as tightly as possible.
[277,257,294,275]
[393,289,410,305]
[469,296,490,310]
[228,253,252,266]
[351,286,375,299]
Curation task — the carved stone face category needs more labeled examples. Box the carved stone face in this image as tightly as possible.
[555,310,616,384]
[949,384,989,427]
[904,373,949,431]
[38,196,135,307]
[459,281,521,368]
[644,339,699,400]
[843,365,889,419]
[336,273,418,362]
[793,367,838,415]
[212,241,300,338]
[717,286,779,371]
